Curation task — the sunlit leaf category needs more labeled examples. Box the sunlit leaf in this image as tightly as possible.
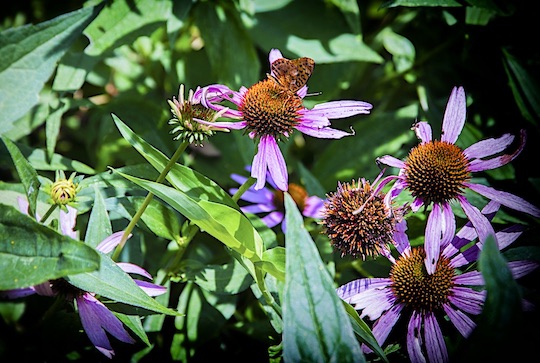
[282,193,364,362]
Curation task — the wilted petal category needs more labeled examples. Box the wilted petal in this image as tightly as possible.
[76,294,134,358]
[407,311,426,363]
[377,155,406,169]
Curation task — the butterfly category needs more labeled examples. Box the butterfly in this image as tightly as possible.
[269,56,315,93]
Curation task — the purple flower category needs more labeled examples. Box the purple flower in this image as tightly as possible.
[377,86,540,274]
[1,198,166,359]
[230,169,324,231]
[198,48,372,191]
[336,201,538,363]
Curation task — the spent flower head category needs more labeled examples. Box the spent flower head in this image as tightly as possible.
[377,86,540,274]
[322,172,409,260]
[337,201,539,363]
[197,48,373,191]
[168,84,230,146]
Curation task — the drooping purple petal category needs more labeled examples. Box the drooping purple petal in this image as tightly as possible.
[443,303,476,337]
[441,86,466,144]
[367,304,403,353]
[508,260,539,279]
[241,203,276,214]
[440,202,456,249]
[34,281,55,296]
[457,195,496,247]
[297,114,331,128]
[76,293,134,358]
[448,287,485,315]
[135,280,167,297]
[301,195,324,218]
[406,311,426,363]
[0,287,37,299]
[425,204,443,274]
[295,123,353,139]
[393,220,411,256]
[412,121,432,143]
[453,270,484,286]
[465,182,540,218]
[423,311,448,363]
[467,130,526,172]
[351,287,396,320]
[463,133,515,160]
[376,155,406,169]
[60,206,78,239]
[17,196,40,220]
[196,119,248,130]
[96,231,129,254]
[261,211,284,228]
[252,135,288,191]
[336,278,391,301]
[116,262,152,279]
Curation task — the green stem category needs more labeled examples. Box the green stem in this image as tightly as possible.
[112,141,189,261]
[39,204,58,224]
[232,176,256,202]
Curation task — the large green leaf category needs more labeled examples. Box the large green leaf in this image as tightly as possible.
[0,5,99,131]
[0,204,100,290]
[114,170,264,262]
[112,114,238,209]
[67,250,178,316]
[84,186,112,248]
[282,193,364,362]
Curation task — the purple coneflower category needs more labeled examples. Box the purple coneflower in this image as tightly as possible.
[337,200,538,363]
[230,169,324,231]
[1,198,166,359]
[198,48,373,191]
[377,86,540,274]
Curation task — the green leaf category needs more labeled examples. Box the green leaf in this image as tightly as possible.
[112,114,237,208]
[0,5,99,131]
[1,136,41,218]
[193,1,259,88]
[188,260,253,295]
[343,302,387,361]
[45,99,69,161]
[84,186,112,248]
[124,196,182,244]
[115,313,151,347]
[459,236,526,361]
[503,48,540,125]
[114,170,264,262]
[0,204,100,290]
[8,141,95,174]
[282,193,364,362]
[66,251,178,316]
[257,247,286,281]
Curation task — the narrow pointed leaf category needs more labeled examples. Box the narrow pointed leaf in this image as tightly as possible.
[84,186,112,248]
[114,170,263,261]
[67,251,178,316]
[1,137,41,219]
[0,204,100,290]
[112,114,237,208]
[282,193,364,363]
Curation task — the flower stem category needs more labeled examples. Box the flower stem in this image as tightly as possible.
[232,176,256,202]
[112,141,189,261]
[39,204,58,224]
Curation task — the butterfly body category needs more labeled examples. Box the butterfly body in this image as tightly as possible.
[270,57,315,93]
